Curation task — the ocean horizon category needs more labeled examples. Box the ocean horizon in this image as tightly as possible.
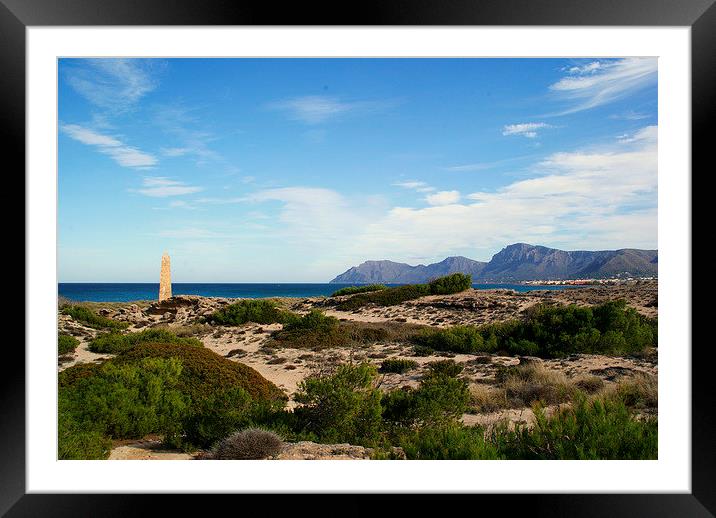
[58,282,576,303]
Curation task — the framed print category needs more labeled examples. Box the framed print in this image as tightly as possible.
[4,0,711,514]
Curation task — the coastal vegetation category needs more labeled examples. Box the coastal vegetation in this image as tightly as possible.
[89,328,202,354]
[330,284,387,297]
[208,299,292,326]
[379,358,418,374]
[61,304,129,330]
[58,334,79,355]
[413,300,657,358]
[334,273,472,311]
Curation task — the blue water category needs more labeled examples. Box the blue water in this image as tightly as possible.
[58,282,576,303]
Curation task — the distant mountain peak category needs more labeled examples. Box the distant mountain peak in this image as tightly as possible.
[329,243,657,283]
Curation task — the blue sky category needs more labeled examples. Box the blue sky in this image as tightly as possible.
[58,58,658,282]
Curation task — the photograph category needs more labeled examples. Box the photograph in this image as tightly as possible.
[56,56,660,462]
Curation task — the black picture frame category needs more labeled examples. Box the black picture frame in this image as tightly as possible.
[4,0,710,514]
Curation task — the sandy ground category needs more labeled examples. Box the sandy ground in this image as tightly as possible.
[59,281,658,459]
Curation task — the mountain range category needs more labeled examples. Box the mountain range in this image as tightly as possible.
[329,243,658,283]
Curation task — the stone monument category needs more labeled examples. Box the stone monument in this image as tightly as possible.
[159,251,172,301]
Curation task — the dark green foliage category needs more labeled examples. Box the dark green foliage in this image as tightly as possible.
[424,359,464,378]
[179,387,257,449]
[209,299,293,326]
[58,362,103,388]
[414,325,487,354]
[89,328,203,354]
[58,410,112,460]
[334,274,472,311]
[412,345,435,357]
[382,373,470,429]
[413,300,657,358]
[61,305,129,330]
[209,428,284,459]
[397,424,501,460]
[58,357,189,458]
[490,395,658,459]
[330,284,387,297]
[270,310,352,350]
[293,363,383,446]
[379,358,418,374]
[428,273,472,295]
[58,334,79,355]
[115,342,286,403]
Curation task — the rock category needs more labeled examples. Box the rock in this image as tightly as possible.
[270,441,405,460]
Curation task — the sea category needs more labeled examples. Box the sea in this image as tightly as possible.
[58,282,576,303]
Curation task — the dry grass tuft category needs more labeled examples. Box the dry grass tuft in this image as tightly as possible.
[208,428,284,460]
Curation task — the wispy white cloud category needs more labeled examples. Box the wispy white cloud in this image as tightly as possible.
[393,181,436,193]
[152,104,223,166]
[426,190,461,206]
[63,59,158,113]
[60,123,158,168]
[270,95,392,125]
[502,122,552,139]
[609,110,651,121]
[134,177,203,198]
[549,58,657,114]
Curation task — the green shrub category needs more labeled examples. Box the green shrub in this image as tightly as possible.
[330,284,387,297]
[379,358,418,374]
[397,423,501,460]
[59,357,188,443]
[414,325,487,354]
[115,342,286,403]
[209,427,284,459]
[382,373,470,429]
[491,395,658,459]
[270,310,352,350]
[413,345,435,357]
[179,386,259,449]
[89,328,203,354]
[293,363,383,446]
[412,300,657,358]
[334,274,472,311]
[61,305,129,330]
[209,300,293,326]
[424,359,464,378]
[58,334,79,355]
[428,273,472,295]
[58,410,112,460]
[59,362,103,388]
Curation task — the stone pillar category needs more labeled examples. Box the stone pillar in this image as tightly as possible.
[159,252,172,301]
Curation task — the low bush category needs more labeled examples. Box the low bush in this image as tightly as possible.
[412,345,435,357]
[428,273,472,295]
[58,362,103,388]
[330,284,387,297]
[468,384,509,413]
[58,334,79,355]
[602,372,658,410]
[424,359,464,379]
[208,428,284,459]
[379,358,418,374]
[499,363,574,407]
[293,363,383,446]
[209,300,293,326]
[58,410,112,460]
[414,325,488,354]
[59,357,188,448]
[490,395,658,459]
[269,310,353,350]
[115,342,286,403]
[397,423,501,460]
[61,305,129,330]
[412,300,657,358]
[89,328,203,354]
[382,373,470,430]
